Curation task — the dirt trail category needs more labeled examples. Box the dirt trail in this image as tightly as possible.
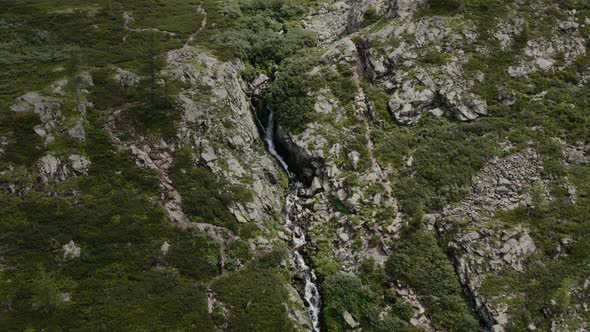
[104,106,235,276]
[122,11,177,42]
[184,6,208,48]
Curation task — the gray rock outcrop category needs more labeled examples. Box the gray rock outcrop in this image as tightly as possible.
[38,154,91,183]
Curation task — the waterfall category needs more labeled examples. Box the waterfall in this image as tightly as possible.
[264,111,290,173]
[261,109,322,332]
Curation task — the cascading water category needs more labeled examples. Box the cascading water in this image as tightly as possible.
[261,110,322,332]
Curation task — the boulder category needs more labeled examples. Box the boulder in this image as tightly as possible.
[68,154,91,174]
[62,240,81,260]
[342,311,360,328]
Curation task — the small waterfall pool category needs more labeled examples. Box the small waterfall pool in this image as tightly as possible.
[261,110,322,332]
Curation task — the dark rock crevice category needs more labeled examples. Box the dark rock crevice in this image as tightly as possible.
[273,125,324,187]
[250,99,324,187]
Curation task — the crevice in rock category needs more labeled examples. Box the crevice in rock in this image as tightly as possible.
[443,237,498,330]
[250,98,324,187]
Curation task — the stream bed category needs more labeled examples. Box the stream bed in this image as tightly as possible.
[262,110,322,332]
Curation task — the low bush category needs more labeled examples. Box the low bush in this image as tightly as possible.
[170,148,252,231]
[386,225,479,331]
[213,246,294,331]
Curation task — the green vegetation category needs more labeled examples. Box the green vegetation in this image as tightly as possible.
[322,262,422,332]
[210,12,316,72]
[324,64,358,108]
[373,115,497,214]
[171,148,253,231]
[212,245,295,331]
[386,222,479,331]
[479,163,590,331]
[1,112,46,166]
[416,0,464,17]
[0,119,220,329]
[364,2,590,330]
[265,52,323,133]
[361,6,382,28]
[2,0,590,330]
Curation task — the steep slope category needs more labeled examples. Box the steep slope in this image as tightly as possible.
[1,0,589,331]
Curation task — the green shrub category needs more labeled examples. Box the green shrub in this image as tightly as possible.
[213,247,293,331]
[164,232,219,280]
[417,0,464,17]
[386,226,478,330]
[265,51,322,133]
[170,148,252,231]
[322,268,418,332]
[2,112,46,166]
[361,6,382,28]
[374,116,496,214]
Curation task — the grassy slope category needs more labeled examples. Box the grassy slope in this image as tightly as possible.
[0,0,295,330]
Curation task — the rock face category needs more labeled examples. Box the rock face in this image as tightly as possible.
[166,46,284,225]
[11,92,63,124]
[357,16,488,124]
[275,125,324,186]
[563,141,589,166]
[434,147,546,330]
[10,71,92,147]
[439,147,545,222]
[342,310,360,328]
[38,154,91,182]
[508,28,586,78]
[303,0,389,45]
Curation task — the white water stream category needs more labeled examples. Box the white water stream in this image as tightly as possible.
[262,111,321,332]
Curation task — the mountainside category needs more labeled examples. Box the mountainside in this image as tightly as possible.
[1,0,589,331]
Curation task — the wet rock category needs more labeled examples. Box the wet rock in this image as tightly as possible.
[275,126,324,186]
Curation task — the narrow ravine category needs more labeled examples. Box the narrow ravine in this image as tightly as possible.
[260,110,322,332]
